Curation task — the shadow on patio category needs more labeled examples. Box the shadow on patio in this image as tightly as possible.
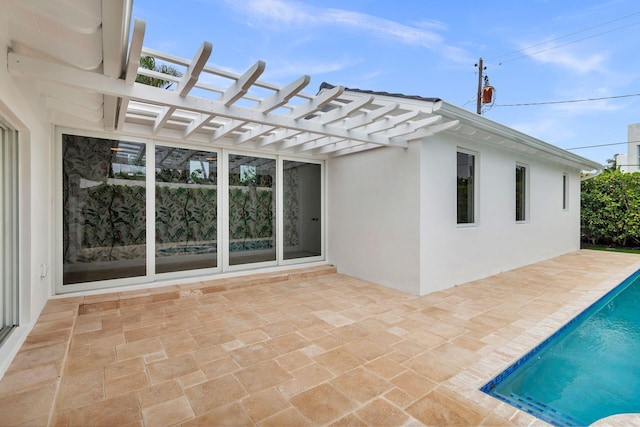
[1,250,639,426]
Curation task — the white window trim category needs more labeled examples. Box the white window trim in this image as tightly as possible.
[55,127,325,293]
[562,173,569,211]
[278,157,325,267]
[515,162,529,223]
[456,147,479,228]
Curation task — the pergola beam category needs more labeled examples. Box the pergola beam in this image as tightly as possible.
[218,60,265,106]
[359,110,420,135]
[183,113,213,138]
[176,41,212,97]
[234,125,276,145]
[258,75,310,113]
[210,119,246,142]
[342,103,398,130]
[124,19,146,85]
[152,106,175,135]
[317,96,373,124]
[403,120,460,141]
[256,129,302,148]
[383,115,442,139]
[8,53,402,147]
[286,84,344,119]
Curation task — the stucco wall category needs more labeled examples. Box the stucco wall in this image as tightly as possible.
[419,133,582,294]
[0,17,54,377]
[327,143,421,294]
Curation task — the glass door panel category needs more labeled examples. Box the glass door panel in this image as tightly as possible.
[228,154,276,266]
[62,135,147,284]
[0,123,18,343]
[283,161,321,260]
[155,146,218,273]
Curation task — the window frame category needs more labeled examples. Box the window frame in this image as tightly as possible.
[562,173,568,211]
[456,149,477,226]
[55,127,326,293]
[0,120,19,344]
[515,163,528,223]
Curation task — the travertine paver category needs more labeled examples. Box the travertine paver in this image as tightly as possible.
[0,250,639,426]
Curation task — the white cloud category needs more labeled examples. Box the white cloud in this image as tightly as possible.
[509,117,575,143]
[262,56,361,81]
[514,37,608,74]
[225,0,472,63]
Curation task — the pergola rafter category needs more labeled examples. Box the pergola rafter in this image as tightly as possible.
[7,17,458,158]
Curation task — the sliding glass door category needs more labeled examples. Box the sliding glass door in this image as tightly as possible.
[155,146,218,273]
[283,160,322,260]
[227,154,276,266]
[1,122,19,343]
[62,134,147,284]
[58,130,324,292]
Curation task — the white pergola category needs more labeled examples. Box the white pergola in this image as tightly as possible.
[5,0,459,159]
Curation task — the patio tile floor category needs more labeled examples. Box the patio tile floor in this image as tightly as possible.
[1,250,640,426]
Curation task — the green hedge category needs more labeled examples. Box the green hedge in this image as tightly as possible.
[581,170,640,247]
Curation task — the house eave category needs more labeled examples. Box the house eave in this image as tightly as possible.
[438,101,603,172]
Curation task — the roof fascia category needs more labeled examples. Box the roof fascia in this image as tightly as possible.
[438,101,602,172]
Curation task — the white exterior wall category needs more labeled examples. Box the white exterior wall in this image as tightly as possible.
[327,143,421,294]
[0,16,54,377]
[419,133,582,294]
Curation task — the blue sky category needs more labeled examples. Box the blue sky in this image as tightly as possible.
[132,0,640,165]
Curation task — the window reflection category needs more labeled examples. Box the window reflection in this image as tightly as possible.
[155,146,217,273]
[228,155,276,265]
[283,161,321,260]
[62,135,147,284]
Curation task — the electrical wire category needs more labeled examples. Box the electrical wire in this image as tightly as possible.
[488,11,640,63]
[565,140,640,151]
[495,20,640,65]
[494,93,640,107]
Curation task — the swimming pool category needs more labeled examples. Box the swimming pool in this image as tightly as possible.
[481,269,640,426]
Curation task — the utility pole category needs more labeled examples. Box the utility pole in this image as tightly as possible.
[475,58,485,115]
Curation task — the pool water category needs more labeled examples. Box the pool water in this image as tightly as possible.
[482,269,640,426]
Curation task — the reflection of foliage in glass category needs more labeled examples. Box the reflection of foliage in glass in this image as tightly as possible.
[240,165,257,184]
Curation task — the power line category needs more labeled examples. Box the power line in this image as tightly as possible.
[494,93,640,107]
[488,11,640,63]
[498,20,640,65]
[565,140,640,151]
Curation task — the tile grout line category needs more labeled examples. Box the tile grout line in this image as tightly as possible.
[46,301,82,427]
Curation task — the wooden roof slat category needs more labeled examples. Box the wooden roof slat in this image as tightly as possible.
[286,84,344,119]
[403,120,460,141]
[183,113,213,138]
[278,132,324,150]
[258,75,311,113]
[218,60,265,106]
[234,125,277,145]
[317,96,373,124]
[383,115,443,139]
[341,103,398,130]
[256,129,302,148]
[153,106,175,135]
[125,19,145,85]
[359,110,421,135]
[177,41,212,97]
[296,137,344,153]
